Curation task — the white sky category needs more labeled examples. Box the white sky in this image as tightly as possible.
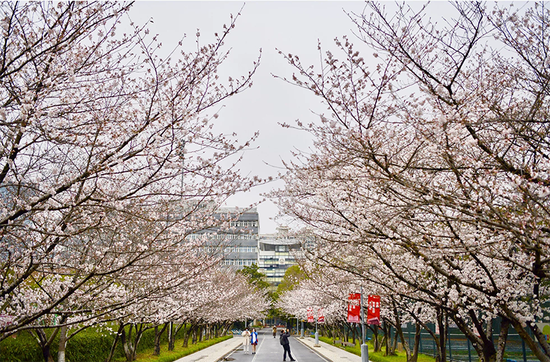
[127,1,401,233]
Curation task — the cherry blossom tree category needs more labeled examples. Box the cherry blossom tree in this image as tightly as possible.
[275,2,550,362]
[22,226,228,362]
[298,235,462,361]
[101,266,268,362]
[0,1,262,340]
[277,249,424,356]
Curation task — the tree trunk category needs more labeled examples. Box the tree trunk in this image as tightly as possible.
[383,322,388,355]
[455,310,498,362]
[182,326,190,348]
[382,320,396,356]
[105,322,124,362]
[192,325,198,344]
[121,323,146,362]
[344,323,348,343]
[154,325,159,355]
[121,324,134,362]
[57,322,68,362]
[221,322,230,337]
[411,323,421,362]
[496,318,510,362]
[32,327,60,362]
[508,317,550,362]
[168,322,174,352]
[153,323,169,356]
[393,302,420,362]
[436,312,447,362]
[170,323,185,351]
[183,324,194,348]
[392,323,398,353]
[369,325,381,352]
[43,343,54,362]
[41,338,54,362]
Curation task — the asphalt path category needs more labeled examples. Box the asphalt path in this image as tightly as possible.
[226,328,330,362]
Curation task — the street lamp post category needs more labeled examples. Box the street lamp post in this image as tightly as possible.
[360,286,369,362]
[314,319,319,347]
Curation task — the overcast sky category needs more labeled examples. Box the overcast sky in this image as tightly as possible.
[128,1,395,233]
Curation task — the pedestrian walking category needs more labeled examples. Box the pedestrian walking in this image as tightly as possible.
[280,328,295,361]
[242,328,251,354]
[273,325,277,338]
[250,328,258,354]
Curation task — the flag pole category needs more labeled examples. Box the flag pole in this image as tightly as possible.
[360,286,369,362]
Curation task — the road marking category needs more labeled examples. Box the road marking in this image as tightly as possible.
[251,332,266,362]
[293,337,331,362]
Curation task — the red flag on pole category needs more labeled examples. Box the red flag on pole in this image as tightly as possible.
[367,295,381,325]
[318,308,325,324]
[307,307,314,323]
[347,293,361,323]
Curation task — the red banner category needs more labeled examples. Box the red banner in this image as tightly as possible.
[318,308,325,324]
[367,295,380,325]
[307,307,314,323]
[347,293,361,323]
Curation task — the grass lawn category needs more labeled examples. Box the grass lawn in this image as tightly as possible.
[115,335,232,362]
[318,336,435,362]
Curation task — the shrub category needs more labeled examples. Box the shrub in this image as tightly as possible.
[67,328,123,362]
[0,331,43,362]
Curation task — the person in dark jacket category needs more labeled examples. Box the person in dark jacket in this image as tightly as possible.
[280,328,296,361]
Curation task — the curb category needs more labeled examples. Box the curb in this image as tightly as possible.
[294,337,332,362]
[215,343,243,362]
[174,336,243,362]
[294,336,363,362]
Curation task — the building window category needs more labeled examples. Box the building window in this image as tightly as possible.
[230,221,259,228]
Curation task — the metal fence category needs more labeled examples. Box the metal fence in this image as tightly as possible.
[398,320,539,362]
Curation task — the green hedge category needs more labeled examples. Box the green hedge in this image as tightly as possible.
[0,328,120,362]
[0,331,42,362]
[67,327,121,362]
[1,324,193,362]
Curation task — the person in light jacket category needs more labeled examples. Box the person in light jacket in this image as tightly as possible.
[280,328,295,361]
[250,328,258,354]
[242,328,251,354]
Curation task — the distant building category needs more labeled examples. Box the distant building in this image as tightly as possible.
[189,207,260,268]
[187,206,305,287]
[218,207,259,268]
[257,226,303,288]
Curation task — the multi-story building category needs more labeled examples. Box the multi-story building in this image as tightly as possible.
[218,207,259,268]
[189,207,260,268]
[187,206,305,287]
[257,227,302,288]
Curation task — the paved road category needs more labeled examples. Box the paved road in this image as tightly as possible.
[226,329,330,362]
